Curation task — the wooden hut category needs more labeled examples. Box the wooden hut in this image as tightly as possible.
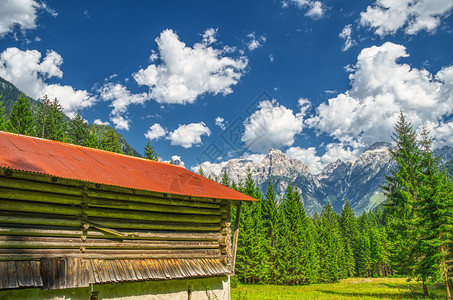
[0,131,256,300]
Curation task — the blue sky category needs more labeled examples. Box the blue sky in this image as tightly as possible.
[1,0,452,174]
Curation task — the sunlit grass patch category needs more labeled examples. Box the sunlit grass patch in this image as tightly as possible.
[231,278,447,299]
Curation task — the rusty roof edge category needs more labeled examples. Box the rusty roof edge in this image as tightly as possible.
[0,166,258,202]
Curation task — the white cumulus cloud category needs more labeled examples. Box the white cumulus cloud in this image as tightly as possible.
[167,122,211,148]
[93,119,110,126]
[0,0,38,37]
[285,143,359,174]
[145,123,168,140]
[306,42,453,149]
[284,0,325,19]
[0,47,95,116]
[242,99,306,153]
[133,28,248,105]
[99,83,149,130]
[215,117,226,130]
[246,33,266,51]
[339,24,357,52]
[360,0,453,37]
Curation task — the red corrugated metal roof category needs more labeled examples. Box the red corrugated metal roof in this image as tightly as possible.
[0,131,256,201]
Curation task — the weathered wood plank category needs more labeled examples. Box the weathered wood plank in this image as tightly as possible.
[0,176,82,196]
[0,227,221,241]
[0,199,222,224]
[0,236,220,249]
[2,171,228,204]
[0,213,221,231]
[0,186,221,215]
[0,248,221,260]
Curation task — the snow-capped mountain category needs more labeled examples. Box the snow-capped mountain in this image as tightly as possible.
[216,142,392,214]
[210,142,452,215]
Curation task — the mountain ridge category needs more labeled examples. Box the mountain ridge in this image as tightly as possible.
[214,142,453,215]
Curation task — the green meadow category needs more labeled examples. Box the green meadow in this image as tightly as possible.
[231,278,447,299]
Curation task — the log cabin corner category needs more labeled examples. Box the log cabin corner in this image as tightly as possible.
[0,131,257,300]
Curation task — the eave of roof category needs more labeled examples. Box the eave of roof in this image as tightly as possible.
[0,131,257,202]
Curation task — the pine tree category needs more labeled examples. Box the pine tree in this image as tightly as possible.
[68,112,89,146]
[198,166,205,177]
[220,170,231,188]
[261,181,279,283]
[0,99,7,131]
[280,181,309,284]
[8,93,35,136]
[85,127,100,149]
[36,95,52,138]
[317,202,346,282]
[101,127,123,153]
[48,97,67,141]
[382,112,420,277]
[413,128,453,297]
[339,200,358,277]
[144,140,158,160]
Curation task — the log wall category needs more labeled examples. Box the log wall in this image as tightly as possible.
[0,170,233,264]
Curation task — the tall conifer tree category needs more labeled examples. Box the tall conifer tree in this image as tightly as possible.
[9,93,35,136]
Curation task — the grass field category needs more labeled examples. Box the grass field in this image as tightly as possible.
[231,278,447,299]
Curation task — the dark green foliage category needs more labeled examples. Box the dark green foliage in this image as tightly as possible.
[340,200,358,277]
[47,97,66,142]
[198,166,205,177]
[100,127,123,153]
[317,202,347,282]
[221,170,231,188]
[84,126,100,149]
[445,159,453,178]
[382,115,453,297]
[68,112,90,146]
[8,93,35,136]
[144,140,158,160]
[382,112,420,276]
[0,99,7,131]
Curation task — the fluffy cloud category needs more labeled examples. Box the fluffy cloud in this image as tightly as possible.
[167,122,211,148]
[215,117,226,130]
[93,119,110,126]
[246,33,266,51]
[44,85,94,118]
[144,123,167,140]
[242,100,306,153]
[0,0,38,37]
[284,0,325,19]
[339,24,357,52]
[191,161,228,178]
[360,0,453,37]
[133,28,248,105]
[306,42,453,149]
[0,47,95,116]
[99,83,148,130]
[285,143,359,174]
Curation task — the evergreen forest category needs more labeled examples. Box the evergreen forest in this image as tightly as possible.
[224,113,453,298]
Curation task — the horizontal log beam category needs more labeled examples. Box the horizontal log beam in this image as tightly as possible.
[0,212,222,231]
[0,200,222,224]
[0,248,221,260]
[0,236,220,249]
[0,227,222,241]
[2,171,227,204]
[0,187,221,215]
[0,176,82,196]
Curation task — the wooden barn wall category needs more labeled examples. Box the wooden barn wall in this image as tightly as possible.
[0,170,232,267]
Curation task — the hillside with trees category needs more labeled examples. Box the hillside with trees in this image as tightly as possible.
[0,76,140,156]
